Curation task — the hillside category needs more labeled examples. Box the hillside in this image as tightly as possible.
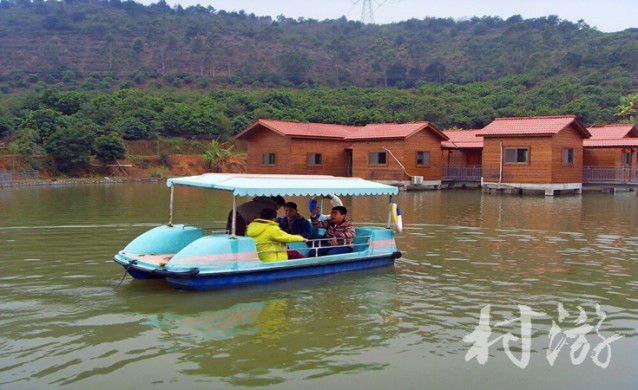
[0,138,243,179]
[1,0,637,180]
[1,0,637,92]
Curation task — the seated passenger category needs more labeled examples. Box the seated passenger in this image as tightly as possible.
[277,202,313,239]
[309,206,355,256]
[247,208,307,262]
[227,195,285,236]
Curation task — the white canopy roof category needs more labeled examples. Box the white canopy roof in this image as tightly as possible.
[166,173,399,197]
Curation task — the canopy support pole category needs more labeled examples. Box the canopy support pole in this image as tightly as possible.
[168,185,174,226]
[231,195,237,238]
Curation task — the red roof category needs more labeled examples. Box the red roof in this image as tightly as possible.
[441,129,483,149]
[236,119,448,141]
[478,115,590,138]
[586,124,638,139]
[584,124,638,148]
[345,122,447,140]
[236,119,350,139]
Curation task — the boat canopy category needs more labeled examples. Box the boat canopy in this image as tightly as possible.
[166,173,399,197]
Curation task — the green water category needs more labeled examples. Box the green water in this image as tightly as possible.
[1,183,636,389]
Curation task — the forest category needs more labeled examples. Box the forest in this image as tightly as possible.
[0,0,637,174]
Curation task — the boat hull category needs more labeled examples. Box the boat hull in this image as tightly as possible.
[113,256,166,279]
[113,220,402,290]
[165,253,401,291]
[113,223,205,279]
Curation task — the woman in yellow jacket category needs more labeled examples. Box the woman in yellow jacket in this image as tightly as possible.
[247,208,307,262]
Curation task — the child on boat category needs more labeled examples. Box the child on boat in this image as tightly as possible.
[247,208,307,262]
[309,206,355,256]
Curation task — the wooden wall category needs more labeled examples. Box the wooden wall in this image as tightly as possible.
[243,130,292,174]
[442,149,482,167]
[551,126,584,183]
[583,148,630,167]
[350,130,443,180]
[482,126,584,184]
[289,138,350,176]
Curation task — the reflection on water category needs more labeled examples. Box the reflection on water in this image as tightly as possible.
[132,271,399,387]
[0,184,637,388]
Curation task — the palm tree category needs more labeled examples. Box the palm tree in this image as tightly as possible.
[617,93,638,123]
[203,140,243,173]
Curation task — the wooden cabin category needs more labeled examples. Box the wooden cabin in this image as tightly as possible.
[583,124,638,184]
[234,120,351,176]
[477,115,591,196]
[346,122,448,186]
[234,119,448,187]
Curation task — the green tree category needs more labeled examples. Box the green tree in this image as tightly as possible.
[95,133,126,165]
[0,115,14,138]
[279,50,312,86]
[115,116,149,140]
[231,115,252,134]
[44,127,96,172]
[160,103,198,136]
[19,109,68,142]
[41,89,85,115]
[13,128,39,155]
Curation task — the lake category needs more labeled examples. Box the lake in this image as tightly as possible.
[0,182,636,389]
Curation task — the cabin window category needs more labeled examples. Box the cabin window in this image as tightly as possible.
[504,147,529,164]
[562,148,575,166]
[624,151,632,166]
[369,151,387,166]
[416,151,430,167]
[262,152,276,166]
[307,153,323,166]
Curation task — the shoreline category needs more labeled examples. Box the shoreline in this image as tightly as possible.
[0,177,162,188]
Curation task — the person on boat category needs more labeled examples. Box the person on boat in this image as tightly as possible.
[247,208,308,262]
[309,205,355,256]
[227,195,285,236]
[277,202,313,239]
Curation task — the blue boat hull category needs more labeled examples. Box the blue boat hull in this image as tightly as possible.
[113,257,176,280]
[122,264,165,280]
[165,253,400,291]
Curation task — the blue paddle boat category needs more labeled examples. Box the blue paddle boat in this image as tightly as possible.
[114,173,402,291]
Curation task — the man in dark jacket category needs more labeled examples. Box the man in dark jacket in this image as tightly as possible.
[277,202,313,239]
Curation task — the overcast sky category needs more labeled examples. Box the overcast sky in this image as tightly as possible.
[150,0,636,32]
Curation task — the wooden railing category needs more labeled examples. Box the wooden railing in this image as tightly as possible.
[442,165,482,181]
[0,170,40,181]
[583,167,637,184]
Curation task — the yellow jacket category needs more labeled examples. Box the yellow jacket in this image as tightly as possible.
[246,218,305,262]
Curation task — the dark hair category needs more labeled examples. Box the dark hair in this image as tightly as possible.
[271,195,285,206]
[284,201,298,210]
[260,208,278,220]
[332,206,347,215]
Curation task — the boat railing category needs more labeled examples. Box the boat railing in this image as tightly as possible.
[285,235,372,257]
[178,224,227,234]
[202,226,229,235]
